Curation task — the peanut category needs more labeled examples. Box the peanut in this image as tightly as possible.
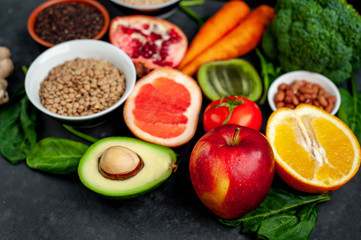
[274,79,336,113]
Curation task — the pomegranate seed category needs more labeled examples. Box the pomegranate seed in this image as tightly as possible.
[153,59,173,67]
[121,26,134,35]
[149,32,162,41]
[161,41,170,47]
[133,39,142,47]
[131,50,140,58]
[141,42,158,58]
[160,49,168,58]
[168,28,181,43]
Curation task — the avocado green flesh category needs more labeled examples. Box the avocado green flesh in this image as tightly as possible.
[197,59,262,101]
[78,137,177,198]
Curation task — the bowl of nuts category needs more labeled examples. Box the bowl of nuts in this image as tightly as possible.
[267,70,341,115]
[27,0,110,48]
[25,39,136,125]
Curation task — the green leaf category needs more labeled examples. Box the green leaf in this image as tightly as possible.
[179,0,205,28]
[0,95,37,164]
[219,187,330,239]
[256,203,319,240]
[256,48,282,105]
[63,124,98,143]
[26,137,89,175]
[337,76,361,143]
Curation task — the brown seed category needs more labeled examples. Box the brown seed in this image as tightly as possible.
[298,95,306,102]
[325,103,334,113]
[275,91,285,103]
[299,86,313,94]
[318,95,328,107]
[313,100,320,107]
[276,102,285,108]
[285,104,295,109]
[285,95,293,104]
[278,83,287,91]
[292,96,299,106]
[328,96,337,104]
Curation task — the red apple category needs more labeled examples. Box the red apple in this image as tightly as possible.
[189,124,275,219]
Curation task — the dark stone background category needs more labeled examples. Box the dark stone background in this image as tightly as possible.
[0,0,360,239]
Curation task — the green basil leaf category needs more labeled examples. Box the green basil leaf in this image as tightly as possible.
[26,137,88,175]
[337,88,361,143]
[219,187,330,239]
[0,95,37,164]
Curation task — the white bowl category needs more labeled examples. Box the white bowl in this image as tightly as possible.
[25,39,136,125]
[267,70,341,115]
[109,0,180,12]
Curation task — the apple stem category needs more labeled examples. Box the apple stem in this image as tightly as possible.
[232,127,241,145]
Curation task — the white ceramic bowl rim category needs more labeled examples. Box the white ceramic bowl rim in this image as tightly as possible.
[25,39,136,121]
[267,70,341,115]
[109,0,179,10]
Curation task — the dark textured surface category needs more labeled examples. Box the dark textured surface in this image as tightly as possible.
[0,0,361,240]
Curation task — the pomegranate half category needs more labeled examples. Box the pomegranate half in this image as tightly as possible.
[109,15,188,77]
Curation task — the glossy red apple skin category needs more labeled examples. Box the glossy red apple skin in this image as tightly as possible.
[189,124,275,219]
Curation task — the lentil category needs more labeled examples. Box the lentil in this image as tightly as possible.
[34,3,104,45]
[274,80,336,113]
[40,58,126,117]
[116,0,172,6]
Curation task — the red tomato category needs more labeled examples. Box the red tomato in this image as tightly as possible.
[202,96,262,132]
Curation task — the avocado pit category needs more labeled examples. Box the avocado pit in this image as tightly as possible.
[98,146,144,180]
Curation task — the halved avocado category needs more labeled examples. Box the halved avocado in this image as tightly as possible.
[197,58,262,102]
[78,137,177,199]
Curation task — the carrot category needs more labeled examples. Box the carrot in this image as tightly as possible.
[181,5,275,76]
[178,0,250,69]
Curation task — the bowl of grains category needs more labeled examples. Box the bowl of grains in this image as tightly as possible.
[27,0,110,48]
[108,0,180,12]
[267,70,341,115]
[25,39,136,125]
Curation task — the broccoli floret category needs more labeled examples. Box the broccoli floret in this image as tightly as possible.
[262,0,361,84]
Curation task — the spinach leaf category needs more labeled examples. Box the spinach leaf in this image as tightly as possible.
[0,94,37,164]
[253,203,319,240]
[337,75,361,143]
[26,137,88,175]
[219,187,330,240]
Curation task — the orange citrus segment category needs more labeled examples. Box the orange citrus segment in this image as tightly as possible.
[266,104,361,193]
[123,68,202,148]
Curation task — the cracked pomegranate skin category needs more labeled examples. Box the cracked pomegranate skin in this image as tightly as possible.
[189,124,275,219]
[109,15,188,77]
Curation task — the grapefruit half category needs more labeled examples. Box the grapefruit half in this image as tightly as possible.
[123,68,202,147]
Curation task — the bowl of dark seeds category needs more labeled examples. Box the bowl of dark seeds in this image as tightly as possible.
[27,0,110,48]
[25,39,136,125]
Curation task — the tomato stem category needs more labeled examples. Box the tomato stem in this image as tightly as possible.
[210,96,244,125]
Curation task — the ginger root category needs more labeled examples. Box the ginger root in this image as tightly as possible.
[0,46,13,105]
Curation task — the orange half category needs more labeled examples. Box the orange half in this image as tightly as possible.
[123,68,202,147]
[266,104,361,193]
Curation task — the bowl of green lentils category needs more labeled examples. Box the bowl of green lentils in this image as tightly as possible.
[25,39,136,126]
